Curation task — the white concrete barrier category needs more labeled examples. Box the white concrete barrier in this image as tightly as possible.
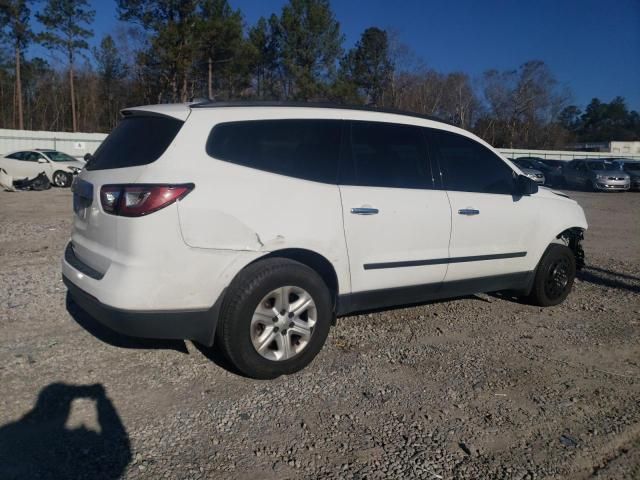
[0,129,107,160]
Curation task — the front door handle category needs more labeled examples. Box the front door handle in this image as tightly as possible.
[458,208,480,216]
[351,207,379,215]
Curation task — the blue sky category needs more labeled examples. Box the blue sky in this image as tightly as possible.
[29,0,640,111]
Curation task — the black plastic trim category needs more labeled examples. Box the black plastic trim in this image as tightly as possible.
[336,271,534,316]
[64,243,104,280]
[364,252,527,270]
[63,275,221,346]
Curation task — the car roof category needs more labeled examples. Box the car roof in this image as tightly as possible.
[122,101,455,127]
[189,101,455,127]
[121,101,509,159]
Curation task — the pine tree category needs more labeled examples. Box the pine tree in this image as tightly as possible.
[36,0,94,132]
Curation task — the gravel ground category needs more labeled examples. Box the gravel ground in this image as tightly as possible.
[0,187,639,480]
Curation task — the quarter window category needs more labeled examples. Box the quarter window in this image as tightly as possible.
[206,120,342,184]
[342,121,432,189]
[431,130,515,194]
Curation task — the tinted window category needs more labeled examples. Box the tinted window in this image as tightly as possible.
[86,115,183,171]
[23,152,43,162]
[44,151,77,162]
[343,121,431,189]
[431,130,515,194]
[206,120,341,183]
[6,152,25,160]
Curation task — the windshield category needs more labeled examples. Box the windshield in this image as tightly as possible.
[586,161,614,171]
[514,159,532,168]
[44,151,78,162]
[619,162,640,172]
[531,160,547,169]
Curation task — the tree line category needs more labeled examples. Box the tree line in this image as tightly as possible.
[1,0,639,148]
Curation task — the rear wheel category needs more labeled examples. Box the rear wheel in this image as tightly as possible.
[216,258,333,379]
[52,171,72,188]
[526,244,576,306]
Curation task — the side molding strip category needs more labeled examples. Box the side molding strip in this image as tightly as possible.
[363,251,527,270]
[336,271,534,316]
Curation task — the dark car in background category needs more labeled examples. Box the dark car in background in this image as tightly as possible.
[512,157,563,186]
[562,159,630,192]
[613,159,640,191]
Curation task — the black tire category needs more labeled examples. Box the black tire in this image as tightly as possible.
[53,170,72,188]
[584,179,594,192]
[526,244,576,307]
[216,258,333,379]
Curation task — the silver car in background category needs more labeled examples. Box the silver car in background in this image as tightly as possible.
[512,159,546,184]
[563,159,630,191]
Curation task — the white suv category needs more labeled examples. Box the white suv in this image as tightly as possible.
[63,102,588,379]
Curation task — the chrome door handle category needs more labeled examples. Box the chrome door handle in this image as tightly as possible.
[351,207,379,215]
[458,208,480,216]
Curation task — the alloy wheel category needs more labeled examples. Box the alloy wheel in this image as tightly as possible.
[53,172,67,187]
[250,286,317,361]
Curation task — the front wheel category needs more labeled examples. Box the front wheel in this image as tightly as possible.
[52,170,72,187]
[526,244,576,306]
[216,258,333,379]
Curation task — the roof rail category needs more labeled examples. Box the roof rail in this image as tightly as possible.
[189,100,455,127]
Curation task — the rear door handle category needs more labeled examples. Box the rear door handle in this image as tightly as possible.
[458,208,480,216]
[351,207,379,215]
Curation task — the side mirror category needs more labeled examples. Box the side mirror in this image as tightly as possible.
[83,153,92,162]
[37,158,47,164]
[515,174,538,195]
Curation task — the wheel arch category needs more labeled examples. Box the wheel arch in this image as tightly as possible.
[552,227,585,270]
[249,248,340,310]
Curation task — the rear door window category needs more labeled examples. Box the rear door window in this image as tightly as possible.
[430,130,515,195]
[206,119,342,183]
[86,115,184,171]
[341,121,432,189]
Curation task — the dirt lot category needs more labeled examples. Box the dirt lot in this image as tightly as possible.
[1,187,639,480]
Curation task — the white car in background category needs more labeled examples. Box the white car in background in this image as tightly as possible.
[0,149,84,187]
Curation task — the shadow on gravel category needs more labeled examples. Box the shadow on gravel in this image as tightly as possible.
[578,267,640,294]
[66,294,189,353]
[582,265,640,283]
[193,343,248,378]
[0,383,131,479]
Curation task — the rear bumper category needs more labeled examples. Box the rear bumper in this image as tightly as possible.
[63,275,220,346]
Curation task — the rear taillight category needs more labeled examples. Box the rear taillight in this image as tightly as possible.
[100,184,194,217]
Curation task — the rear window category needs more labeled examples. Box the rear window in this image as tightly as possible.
[206,120,342,183]
[86,115,183,171]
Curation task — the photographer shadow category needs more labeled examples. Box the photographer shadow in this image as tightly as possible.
[0,383,131,480]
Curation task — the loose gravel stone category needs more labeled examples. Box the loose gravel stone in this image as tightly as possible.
[0,188,639,479]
